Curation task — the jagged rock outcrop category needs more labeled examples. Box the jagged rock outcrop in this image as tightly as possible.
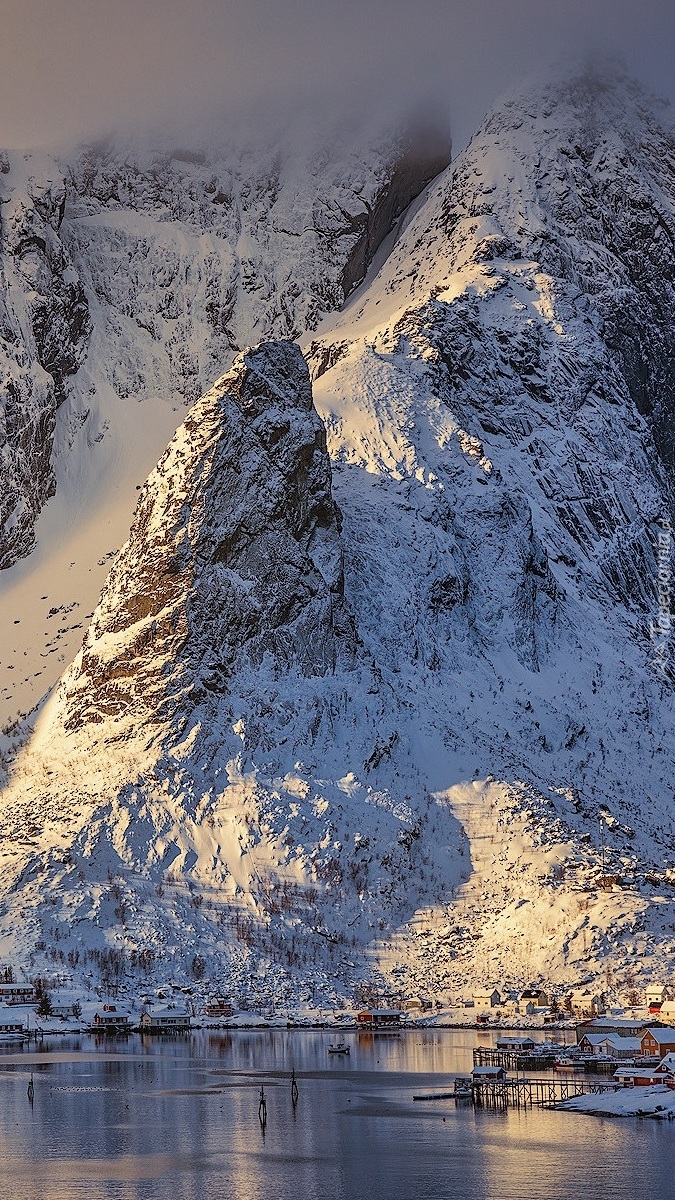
[0,118,449,573]
[62,341,358,732]
[0,154,90,566]
[0,340,461,999]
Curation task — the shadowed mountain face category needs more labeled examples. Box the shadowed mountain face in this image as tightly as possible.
[61,342,359,734]
[0,157,90,568]
[471,68,675,474]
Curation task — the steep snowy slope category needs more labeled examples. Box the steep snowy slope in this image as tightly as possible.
[0,118,449,727]
[305,62,675,997]
[1,64,674,1006]
[0,343,463,1003]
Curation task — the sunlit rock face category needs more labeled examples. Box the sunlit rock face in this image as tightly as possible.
[304,62,675,992]
[0,117,450,571]
[0,340,461,1001]
[60,341,359,732]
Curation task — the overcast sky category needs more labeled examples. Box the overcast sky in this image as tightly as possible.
[2,0,675,150]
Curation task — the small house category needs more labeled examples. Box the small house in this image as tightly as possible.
[655,1053,675,1077]
[141,1005,191,1033]
[578,1033,641,1060]
[658,1001,675,1025]
[571,990,602,1017]
[51,999,79,1019]
[614,1065,664,1088]
[91,1004,132,1032]
[472,990,501,1010]
[646,985,669,1012]
[578,1033,607,1056]
[519,987,549,1009]
[0,984,35,1006]
[0,1007,26,1041]
[640,1028,675,1059]
[471,1065,507,1082]
[205,997,233,1018]
[496,1036,535,1052]
[356,1008,402,1029]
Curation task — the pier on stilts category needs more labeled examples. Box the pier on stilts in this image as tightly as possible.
[472,1047,557,1072]
[470,1076,613,1109]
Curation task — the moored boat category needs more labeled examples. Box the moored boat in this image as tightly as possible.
[554,1056,585,1072]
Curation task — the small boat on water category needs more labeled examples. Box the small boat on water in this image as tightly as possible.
[453,1078,472,1100]
[328,1043,350,1054]
[554,1056,585,1072]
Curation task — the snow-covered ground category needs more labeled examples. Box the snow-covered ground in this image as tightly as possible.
[560,1085,675,1119]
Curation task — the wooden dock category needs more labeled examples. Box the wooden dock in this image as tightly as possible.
[471,1076,615,1109]
[473,1046,556,1072]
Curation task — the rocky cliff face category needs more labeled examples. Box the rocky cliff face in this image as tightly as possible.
[0,119,450,573]
[61,342,359,734]
[61,122,449,405]
[0,341,461,1001]
[0,154,90,567]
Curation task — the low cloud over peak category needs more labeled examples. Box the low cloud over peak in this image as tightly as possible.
[2,0,675,151]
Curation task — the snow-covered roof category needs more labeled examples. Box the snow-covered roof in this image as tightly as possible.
[581,1018,645,1031]
[579,1033,608,1047]
[613,1066,660,1078]
[644,1028,675,1044]
[582,1033,642,1050]
[143,1006,189,1019]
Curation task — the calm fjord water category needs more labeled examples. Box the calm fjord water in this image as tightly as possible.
[0,1029,670,1200]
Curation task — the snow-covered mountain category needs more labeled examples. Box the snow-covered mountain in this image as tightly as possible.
[1,63,674,1007]
[0,342,464,1003]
